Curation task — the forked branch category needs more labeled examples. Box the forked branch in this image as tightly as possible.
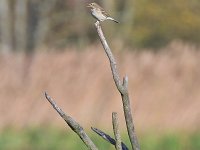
[95,21,140,150]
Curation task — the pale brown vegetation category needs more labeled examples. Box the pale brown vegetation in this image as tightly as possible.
[0,42,199,131]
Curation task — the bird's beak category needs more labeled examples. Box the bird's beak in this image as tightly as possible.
[87,4,91,7]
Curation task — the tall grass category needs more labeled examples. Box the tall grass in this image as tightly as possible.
[0,42,199,132]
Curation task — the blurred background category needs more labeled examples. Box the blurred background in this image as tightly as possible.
[0,0,200,149]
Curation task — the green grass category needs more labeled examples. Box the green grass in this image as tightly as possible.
[0,127,199,150]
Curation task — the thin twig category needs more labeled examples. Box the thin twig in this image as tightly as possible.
[112,112,122,150]
[91,127,129,150]
[45,92,98,150]
[95,21,140,150]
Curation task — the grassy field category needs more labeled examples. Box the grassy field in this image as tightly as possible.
[0,127,200,150]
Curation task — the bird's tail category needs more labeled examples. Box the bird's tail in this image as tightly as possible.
[107,17,119,23]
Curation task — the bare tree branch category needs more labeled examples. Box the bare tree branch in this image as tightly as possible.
[112,112,122,150]
[44,92,98,150]
[94,21,140,150]
[91,127,128,150]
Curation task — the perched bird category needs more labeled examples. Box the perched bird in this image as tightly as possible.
[87,2,119,23]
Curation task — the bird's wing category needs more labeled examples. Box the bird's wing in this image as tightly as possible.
[96,3,110,17]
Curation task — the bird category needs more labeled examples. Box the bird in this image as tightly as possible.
[87,2,119,23]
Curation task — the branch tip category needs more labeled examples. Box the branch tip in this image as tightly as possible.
[44,91,48,98]
[122,75,128,88]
